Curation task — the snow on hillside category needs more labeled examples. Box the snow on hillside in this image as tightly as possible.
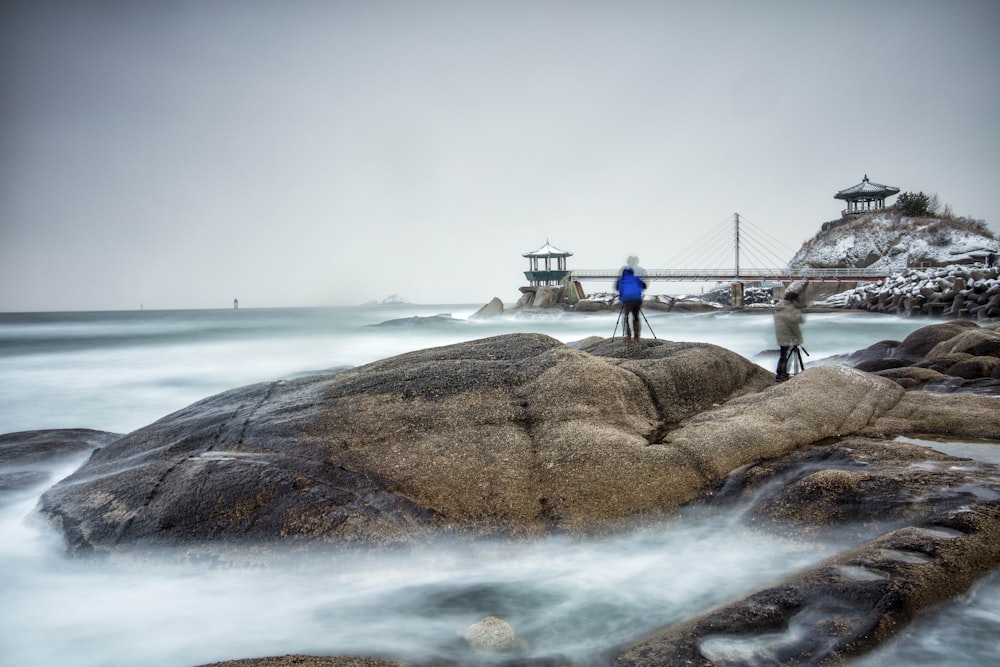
[789,212,998,271]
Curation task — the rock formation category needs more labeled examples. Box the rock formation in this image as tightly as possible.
[28,330,1000,666]
[40,333,1000,553]
[39,334,777,553]
[839,320,1000,393]
[615,437,1000,666]
[469,297,504,318]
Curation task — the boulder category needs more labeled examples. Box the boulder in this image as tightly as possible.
[469,297,504,319]
[0,428,118,466]
[841,339,901,367]
[514,286,564,310]
[944,356,1000,380]
[1,428,119,495]
[460,616,526,652]
[894,320,980,360]
[872,366,952,390]
[724,437,1000,536]
[926,326,1000,358]
[572,298,610,312]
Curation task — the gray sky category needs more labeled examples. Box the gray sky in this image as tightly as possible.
[2,0,998,311]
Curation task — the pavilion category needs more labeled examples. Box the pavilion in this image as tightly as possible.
[522,240,572,286]
[835,174,900,217]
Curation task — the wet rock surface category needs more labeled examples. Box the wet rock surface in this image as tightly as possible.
[612,437,1000,666]
[0,428,120,495]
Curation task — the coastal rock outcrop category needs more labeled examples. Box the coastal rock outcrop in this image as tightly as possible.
[841,321,1000,393]
[40,334,1000,557]
[39,334,775,552]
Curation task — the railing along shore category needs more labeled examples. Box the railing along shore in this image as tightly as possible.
[570,268,891,282]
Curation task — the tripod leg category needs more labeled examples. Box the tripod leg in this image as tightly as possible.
[612,307,623,339]
[639,308,657,339]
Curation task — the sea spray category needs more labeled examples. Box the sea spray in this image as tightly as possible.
[1,498,844,667]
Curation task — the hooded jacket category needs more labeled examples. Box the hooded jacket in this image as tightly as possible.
[616,267,647,303]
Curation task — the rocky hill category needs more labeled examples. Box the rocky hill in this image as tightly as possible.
[789,211,998,271]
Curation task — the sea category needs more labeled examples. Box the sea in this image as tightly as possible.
[1,304,998,666]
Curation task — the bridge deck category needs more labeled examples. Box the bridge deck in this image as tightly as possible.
[570,268,889,282]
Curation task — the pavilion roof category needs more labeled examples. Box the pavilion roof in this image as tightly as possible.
[834,174,900,200]
[523,239,573,258]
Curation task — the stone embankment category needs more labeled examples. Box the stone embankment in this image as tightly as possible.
[818,263,1000,319]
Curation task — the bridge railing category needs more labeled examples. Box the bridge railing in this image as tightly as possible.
[569,268,890,281]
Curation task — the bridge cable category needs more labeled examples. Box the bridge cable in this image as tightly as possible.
[657,214,736,269]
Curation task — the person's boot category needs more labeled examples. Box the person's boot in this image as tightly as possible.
[634,317,641,340]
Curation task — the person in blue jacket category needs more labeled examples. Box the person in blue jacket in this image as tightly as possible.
[615,256,647,340]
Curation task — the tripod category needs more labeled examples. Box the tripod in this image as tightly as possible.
[611,305,658,340]
[789,345,809,374]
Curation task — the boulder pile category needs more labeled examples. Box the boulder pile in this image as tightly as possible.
[838,320,1000,393]
[818,264,1000,319]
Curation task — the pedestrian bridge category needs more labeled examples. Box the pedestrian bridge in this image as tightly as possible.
[570,267,890,282]
[568,213,891,285]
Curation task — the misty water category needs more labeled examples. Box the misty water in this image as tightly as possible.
[1,305,998,665]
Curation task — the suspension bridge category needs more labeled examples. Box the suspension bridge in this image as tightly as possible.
[567,213,891,284]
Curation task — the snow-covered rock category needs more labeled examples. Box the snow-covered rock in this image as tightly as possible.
[790,212,998,271]
[816,264,1000,320]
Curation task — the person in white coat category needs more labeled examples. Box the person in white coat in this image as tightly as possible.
[773,290,804,382]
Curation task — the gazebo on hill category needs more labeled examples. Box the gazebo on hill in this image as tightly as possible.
[835,174,900,217]
[522,240,572,286]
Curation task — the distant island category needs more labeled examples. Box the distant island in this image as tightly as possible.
[363,294,411,306]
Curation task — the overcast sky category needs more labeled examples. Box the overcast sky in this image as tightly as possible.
[2,0,998,311]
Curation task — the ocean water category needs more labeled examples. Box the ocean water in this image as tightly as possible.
[0,305,997,665]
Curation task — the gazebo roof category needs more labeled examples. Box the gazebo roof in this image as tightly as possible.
[834,174,900,200]
[522,239,573,258]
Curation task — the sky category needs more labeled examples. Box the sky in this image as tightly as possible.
[1,0,998,311]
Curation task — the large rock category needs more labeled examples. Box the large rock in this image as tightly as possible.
[39,335,773,552]
[40,334,1000,557]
